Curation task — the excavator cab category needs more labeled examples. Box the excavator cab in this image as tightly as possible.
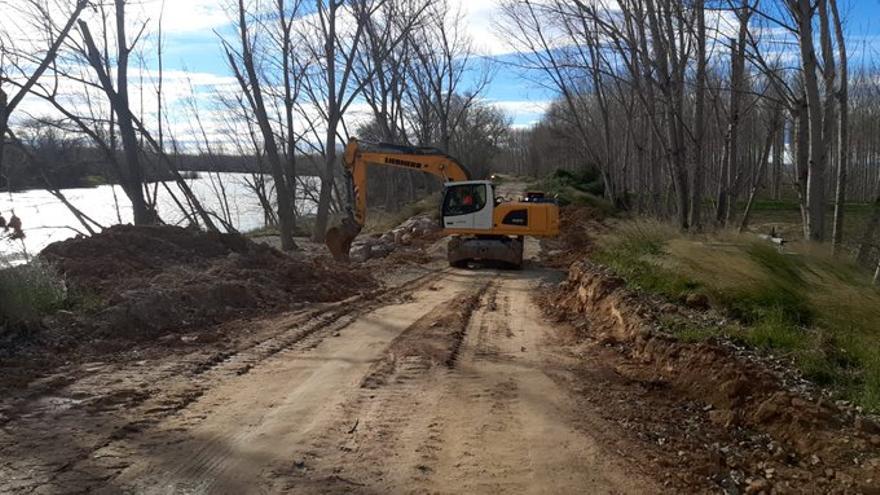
[440,180,559,268]
[441,181,494,231]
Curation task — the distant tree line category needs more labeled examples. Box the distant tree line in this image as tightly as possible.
[0,118,331,192]
[492,0,880,277]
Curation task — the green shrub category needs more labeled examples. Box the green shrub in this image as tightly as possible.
[531,168,612,211]
[860,357,880,410]
[82,175,108,187]
[551,168,604,196]
[0,261,67,324]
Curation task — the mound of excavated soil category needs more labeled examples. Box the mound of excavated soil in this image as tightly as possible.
[41,225,376,337]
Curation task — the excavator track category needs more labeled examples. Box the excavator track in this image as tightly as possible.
[448,235,524,269]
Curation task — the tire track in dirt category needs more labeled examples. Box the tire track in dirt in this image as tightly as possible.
[0,265,450,494]
[280,269,660,494]
[415,271,654,494]
[94,269,489,494]
[279,278,493,493]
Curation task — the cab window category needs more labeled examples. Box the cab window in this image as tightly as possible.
[443,184,487,217]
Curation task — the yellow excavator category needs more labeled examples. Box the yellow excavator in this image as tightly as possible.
[325,138,559,268]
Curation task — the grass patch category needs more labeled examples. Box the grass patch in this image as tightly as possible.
[593,220,698,300]
[246,225,280,238]
[0,261,67,325]
[747,199,878,258]
[658,314,726,343]
[597,218,880,411]
[740,308,808,351]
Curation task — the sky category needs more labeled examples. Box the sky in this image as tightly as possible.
[146,0,880,124]
[146,0,558,130]
[6,0,880,149]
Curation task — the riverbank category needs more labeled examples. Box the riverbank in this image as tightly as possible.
[0,173,319,259]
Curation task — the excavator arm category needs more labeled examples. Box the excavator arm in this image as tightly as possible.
[326,137,471,260]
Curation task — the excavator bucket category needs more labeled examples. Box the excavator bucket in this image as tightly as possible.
[325,217,361,262]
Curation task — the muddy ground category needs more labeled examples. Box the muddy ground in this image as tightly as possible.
[0,225,377,398]
[1,210,880,493]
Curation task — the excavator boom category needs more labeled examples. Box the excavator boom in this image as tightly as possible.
[326,138,470,261]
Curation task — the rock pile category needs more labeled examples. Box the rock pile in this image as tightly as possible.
[351,215,440,262]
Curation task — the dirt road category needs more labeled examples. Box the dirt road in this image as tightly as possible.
[0,242,665,493]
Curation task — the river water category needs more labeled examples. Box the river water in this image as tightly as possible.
[0,173,318,264]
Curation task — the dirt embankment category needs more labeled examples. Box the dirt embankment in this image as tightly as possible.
[548,259,880,492]
[539,205,607,267]
[38,225,376,340]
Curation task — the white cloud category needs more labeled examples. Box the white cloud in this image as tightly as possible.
[486,98,552,119]
[139,0,231,34]
[460,0,509,56]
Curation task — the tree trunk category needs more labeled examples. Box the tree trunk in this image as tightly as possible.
[718,35,744,226]
[740,107,782,233]
[231,0,296,249]
[689,0,706,230]
[311,1,343,244]
[280,0,299,234]
[874,259,880,285]
[793,101,810,237]
[798,0,827,241]
[772,120,784,200]
[830,0,848,254]
[78,2,152,225]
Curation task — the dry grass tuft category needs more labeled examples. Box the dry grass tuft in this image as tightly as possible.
[596,219,880,410]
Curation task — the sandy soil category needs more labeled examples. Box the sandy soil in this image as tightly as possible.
[0,238,664,494]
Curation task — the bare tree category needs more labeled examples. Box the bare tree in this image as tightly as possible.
[0,0,88,185]
[301,0,372,243]
[275,0,306,234]
[790,0,829,241]
[407,0,491,153]
[739,96,784,232]
[352,0,426,208]
[78,0,154,225]
[690,0,707,230]
[303,0,422,242]
[717,2,751,227]
[222,0,299,250]
[829,0,848,254]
